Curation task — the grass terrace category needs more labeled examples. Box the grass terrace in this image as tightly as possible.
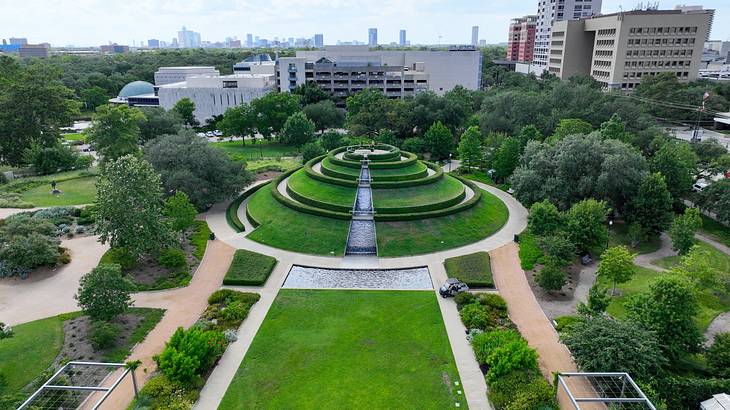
[444,252,494,288]
[218,290,465,409]
[223,249,278,286]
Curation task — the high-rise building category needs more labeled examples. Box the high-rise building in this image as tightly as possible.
[471,26,479,46]
[506,15,538,62]
[177,26,201,48]
[399,30,407,46]
[314,34,324,48]
[9,37,28,46]
[148,39,160,48]
[246,34,253,48]
[533,0,602,68]
[548,7,713,91]
[368,28,378,47]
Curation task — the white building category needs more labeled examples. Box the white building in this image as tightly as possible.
[532,0,602,69]
[157,74,276,122]
[471,26,479,46]
[178,26,201,48]
[232,54,275,75]
[154,66,220,86]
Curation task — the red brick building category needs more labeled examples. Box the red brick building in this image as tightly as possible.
[507,15,537,62]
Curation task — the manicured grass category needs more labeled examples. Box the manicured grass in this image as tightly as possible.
[287,169,355,207]
[444,251,494,287]
[700,215,730,248]
[322,157,427,177]
[219,290,466,409]
[62,133,86,142]
[461,171,510,191]
[189,220,211,259]
[652,240,730,274]
[376,189,509,257]
[246,184,349,255]
[0,316,64,394]
[373,175,464,208]
[212,140,298,161]
[246,158,301,173]
[608,222,662,255]
[223,249,278,286]
[518,231,543,270]
[20,176,96,206]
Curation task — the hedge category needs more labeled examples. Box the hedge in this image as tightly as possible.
[306,159,444,189]
[226,182,271,232]
[222,249,278,286]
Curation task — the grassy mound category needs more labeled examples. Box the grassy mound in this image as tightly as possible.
[223,249,278,286]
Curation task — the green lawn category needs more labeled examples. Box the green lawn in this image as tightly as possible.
[62,133,86,142]
[0,316,64,394]
[20,176,96,206]
[373,175,464,208]
[377,189,509,257]
[212,140,298,161]
[218,290,466,409]
[321,157,427,178]
[189,221,211,259]
[444,251,493,287]
[652,240,730,275]
[517,231,543,270]
[700,215,730,248]
[608,222,662,254]
[246,184,350,255]
[461,171,510,191]
[223,249,278,286]
[287,169,355,207]
[246,158,301,173]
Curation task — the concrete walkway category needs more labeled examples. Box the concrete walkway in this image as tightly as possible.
[634,233,675,271]
[0,235,108,325]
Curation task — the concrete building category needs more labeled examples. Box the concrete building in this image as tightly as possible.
[148,39,160,48]
[108,81,158,106]
[18,44,49,58]
[233,54,275,75]
[471,26,479,46]
[9,37,27,46]
[547,8,714,90]
[100,44,129,54]
[314,34,324,48]
[368,28,378,47]
[246,34,253,48]
[507,15,538,62]
[154,66,220,86]
[157,74,275,122]
[178,26,201,48]
[533,0,602,69]
[399,30,407,46]
[276,45,481,104]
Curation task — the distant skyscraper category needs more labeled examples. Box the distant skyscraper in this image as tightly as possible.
[177,26,201,48]
[246,33,253,48]
[314,34,324,48]
[148,39,160,48]
[9,37,28,46]
[399,30,406,46]
[471,26,479,46]
[368,28,378,47]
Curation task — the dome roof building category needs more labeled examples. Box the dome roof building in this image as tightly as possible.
[108,80,159,107]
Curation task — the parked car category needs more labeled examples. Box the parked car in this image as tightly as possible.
[692,179,710,192]
[439,278,469,298]
[580,253,593,266]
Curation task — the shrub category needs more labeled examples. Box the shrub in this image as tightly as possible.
[75,155,94,170]
[155,327,227,384]
[76,264,133,321]
[137,374,197,409]
[89,321,119,350]
[24,143,79,175]
[101,247,137,270]
[220,301,251,323]
[460,303,491,330]
[301,142,325,163]
[158,248,187,269]
[471,329,538,382]
[77,206,96,225]
[454,292,477,310]
[707,333,730,378]
[488,370,557,410]
[0,322,13,339]
[536,262,566,292]
[554,315,582,333]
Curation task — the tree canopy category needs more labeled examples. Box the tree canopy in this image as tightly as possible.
[86,104,145,163]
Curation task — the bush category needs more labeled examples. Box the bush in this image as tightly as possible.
[320,130,344,151]
[154,327,227,384]
[137,374,197,409]
[454,292,477,310]
[707,333,730,378]
[471,329,538,382]
[76,264,133,321]
[220,301,251,323]
[554,315,581,333]
[460,303,492,330]
[536,262,566,292]
[75,155,94,170]
[101,247,137,270]
[77,206,96,226]
[24,143,79,175]
[158,248,187,269]
[0,322,13,339]
[89,321,119,350]
[488,370,557,410]
[301,142,325,162]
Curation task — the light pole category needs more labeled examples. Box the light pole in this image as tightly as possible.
[448,153,452,172]
[606,219,614,250]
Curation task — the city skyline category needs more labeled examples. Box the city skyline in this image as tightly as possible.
[2,0,728,48]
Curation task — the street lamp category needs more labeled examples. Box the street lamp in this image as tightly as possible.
[448,153,452,172]
[606,219,614,250]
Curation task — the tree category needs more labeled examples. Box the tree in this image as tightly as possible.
[219,103,256,142]
[144,131,254,210]
[292,81,331,105]
[302,100,344,132]
[528,200,563,236]
[597,245,636,295]
[24,142,79,175]
[536,261,566,291]
[374,129,397,146]
[493,137,521,181]
[423,121,453,161]
[599,113,630,142]
[320,130,344,151]
[626,276,702,359]
[650,141,698,202]
[548,118,592,142]
[80,86,109,111]
[566,199,609,253]
[576,284,611,316]
[561,316,667,382]
[669,207,702,255]
[627,173,673,237]
[696,179,730,226]
[173,98,197,128]
[301,142,325,162]
[164,191,197,232]
[0,56,80,166]
[280,112,316,148]
[251,92,301,138]
[707,333,730,378]
[517,124,543,148]
[75,264,133,321]
[540,233,575,266]
[94,155,173,258]
[137,107,183,143]
[457,126,483,172]
[672,244,720,289]
[86,104,145,163]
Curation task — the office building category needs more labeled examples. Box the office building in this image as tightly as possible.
[178,26,201,48]
[276,45,481,105]
[19,44,49,58]
[158,74,275,122]
[547,8,713,90]
[148,39,160,48]
[154,66,220,86]
[314,34,324,48]
[400,30,407,46]
[233,54,275,75]
[471,26,479,46]
[533,0,602,69]
[368,28,378,47]
[507,15,538,62]
[246,34,253,48]
[9,37,28,46]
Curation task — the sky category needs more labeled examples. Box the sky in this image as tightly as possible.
[0,0,728,47]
